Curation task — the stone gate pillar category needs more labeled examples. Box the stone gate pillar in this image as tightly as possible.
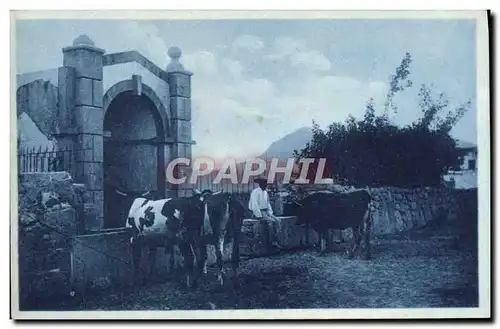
[62,35,105,227]
[166,47,194,197]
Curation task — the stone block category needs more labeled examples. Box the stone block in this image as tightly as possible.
[63,48,104,80]
[406,212,415,230]
[18,172,79,209]
[75,134,103,163]
[240,219,269,256]
[92,135,104,162]
[184,144,192,160]
[22,249,72,276]
[372,209,392,235]
[239,216,320,255]
[83,203,101,231]
[170,143,183,159]
[20,268,73,306]
[45,206,78,248]
[74,106,103,135]
[271,195,284,216]
[57,66,76,134]
[170,97,191,120]
[342,228,354,241]
[394,210,406,232]
[278,216,306,248]
[171,143,192,160]
[206,243,233,265]
[92,190,104,221]
[93,79,103,107]
[163,144,171,163]
[19,212,50,254]
[75,162,103,191]
[75,77,94,106]
[72,161,85,183]
[175,188,190,197]
[71,230,134,291]
[172,119,192,143]
[131,74,142,96]
[168,73,191,97]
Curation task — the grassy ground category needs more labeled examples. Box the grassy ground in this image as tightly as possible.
[54,215,478,311]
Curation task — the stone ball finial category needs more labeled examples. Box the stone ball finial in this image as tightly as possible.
[168,46,182,60]
[72,34,95,47]
[166,46,186,72]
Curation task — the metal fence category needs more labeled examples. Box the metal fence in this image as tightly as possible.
[17,146,87,173]
[192,158,285,194]
[18,147,290,192]
[194,172,256,194]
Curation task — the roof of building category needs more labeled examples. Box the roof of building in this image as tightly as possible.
[455,139,477,150]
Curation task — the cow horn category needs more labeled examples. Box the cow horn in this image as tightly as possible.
[293,201,303,208]
[193,188,202,195]
[212,189,223,195]
[141,190,151,197]
[115,189,127,196]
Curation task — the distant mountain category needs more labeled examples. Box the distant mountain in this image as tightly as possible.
[261,127,313,159]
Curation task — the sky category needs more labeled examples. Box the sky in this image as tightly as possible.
[15,18,477,158]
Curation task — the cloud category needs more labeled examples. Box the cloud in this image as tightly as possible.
[187,39,388,158]
[316,76,363,91]
[112,21,169,68]
[290,50,331,71]
[265,36,331,72]
[15,21,420,160]
[183,50,218,76]
[221,58,244,79]
[236,78,277,104]
[368,81,389,98]
[231,34,265,53]
[15,20,170,74]
[266,36,307,61]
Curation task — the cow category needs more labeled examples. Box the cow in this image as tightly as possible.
[189,189,246,288]
[292,190,373,259]
[122,189,206,288]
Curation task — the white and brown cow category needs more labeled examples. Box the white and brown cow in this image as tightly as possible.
[121,190,206,288]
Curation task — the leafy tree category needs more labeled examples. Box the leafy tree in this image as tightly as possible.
[294,52,471,188]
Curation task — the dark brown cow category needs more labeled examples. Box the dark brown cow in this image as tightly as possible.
[293,190,372,259]
[190,189,246,287]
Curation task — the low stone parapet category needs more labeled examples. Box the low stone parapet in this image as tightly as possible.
[71,229,135,293]
[68,216,329,291]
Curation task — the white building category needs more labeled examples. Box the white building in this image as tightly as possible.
[443,140,477,189]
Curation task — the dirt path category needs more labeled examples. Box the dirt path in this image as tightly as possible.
[66,221,477,310]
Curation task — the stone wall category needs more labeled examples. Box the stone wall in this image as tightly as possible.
[17,172,98,309]
[280,184,463,237]
[68,215,320,294]
[368,187,460,236]
[71,229,135,292]
[16,79,60,137]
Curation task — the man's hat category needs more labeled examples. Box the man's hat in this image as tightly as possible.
[253,176,268,184]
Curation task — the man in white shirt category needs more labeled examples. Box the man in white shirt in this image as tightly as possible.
[248,177,283,250]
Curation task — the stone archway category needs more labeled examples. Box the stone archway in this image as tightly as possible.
[102,81,169,229]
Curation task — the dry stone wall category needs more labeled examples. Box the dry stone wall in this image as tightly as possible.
[278,184,463,237]
[17,172,97,309]
[369,187,460,236]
